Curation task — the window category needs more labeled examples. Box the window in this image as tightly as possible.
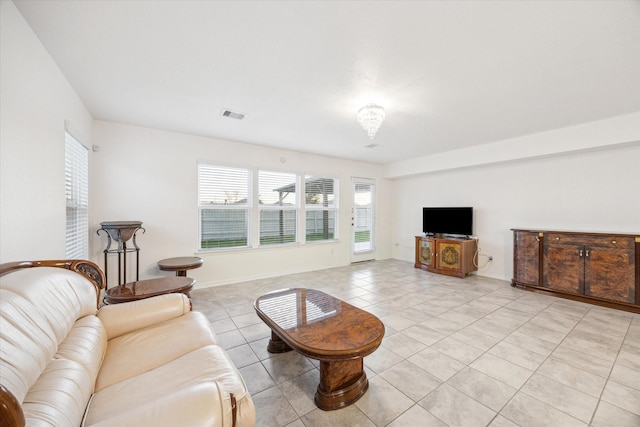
[259,170,298,245]
[198,164,339,250]
[305,176,338,242]
[65,132,89,258]
[198,164,251,249]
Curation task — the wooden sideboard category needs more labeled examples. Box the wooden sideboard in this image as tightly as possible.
[415,236,478,278]
[512,229,640,312]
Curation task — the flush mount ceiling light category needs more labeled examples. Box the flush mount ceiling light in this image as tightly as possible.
[357,104,385,139]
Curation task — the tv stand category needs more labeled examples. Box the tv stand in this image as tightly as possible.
[414,236,477,278]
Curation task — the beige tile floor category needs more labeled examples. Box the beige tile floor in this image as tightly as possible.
[190,259,640,427]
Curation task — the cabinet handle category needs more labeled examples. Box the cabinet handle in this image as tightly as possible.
[586,250,590,257]
[579,250,584,257]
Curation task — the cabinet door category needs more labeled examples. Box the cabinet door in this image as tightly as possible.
[436,241,462,271]
[513,231,541,286]
[543,237,583,294]
[418,238,435,267]
[585,244,635,303]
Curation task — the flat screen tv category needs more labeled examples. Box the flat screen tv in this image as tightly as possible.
[423,207,473,237]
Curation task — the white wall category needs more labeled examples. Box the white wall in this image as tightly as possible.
[91,121,391,287]
[390,143,640,281]
[0,1,93,262]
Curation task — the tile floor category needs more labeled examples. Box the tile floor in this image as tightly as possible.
[190,259,640,427]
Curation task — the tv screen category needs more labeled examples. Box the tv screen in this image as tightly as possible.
[423,207,473,237]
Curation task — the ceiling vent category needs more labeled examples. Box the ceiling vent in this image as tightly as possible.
[221,109,247,120]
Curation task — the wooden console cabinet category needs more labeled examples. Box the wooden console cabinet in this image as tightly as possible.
[512,229,640,312]
[415,236,478,278]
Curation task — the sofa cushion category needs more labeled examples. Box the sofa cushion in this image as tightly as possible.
[0,289,56,403]
[84,382,233,427]
[1,268,98,335]
[22,358,93,427]
[86,345,254,427]
[0,268,98,402]
[55,315,108,390]
[95,311,217,391]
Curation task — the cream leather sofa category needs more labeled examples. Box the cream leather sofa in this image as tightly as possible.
[0,260,256,427]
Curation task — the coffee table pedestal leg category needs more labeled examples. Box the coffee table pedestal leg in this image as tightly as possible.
[315,359,368,411]
[267,331,292,353]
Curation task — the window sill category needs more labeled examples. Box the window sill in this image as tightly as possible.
[197,239,340,255]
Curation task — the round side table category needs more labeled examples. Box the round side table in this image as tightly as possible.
[158,256,204,277]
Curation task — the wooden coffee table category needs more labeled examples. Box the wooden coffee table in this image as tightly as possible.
[254,288,385,410]
[103,277,195,304]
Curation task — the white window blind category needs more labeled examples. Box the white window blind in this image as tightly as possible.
[259,170,298,245]
[65,132,89,259]
[304,176,338,242]
[198,164,251,249]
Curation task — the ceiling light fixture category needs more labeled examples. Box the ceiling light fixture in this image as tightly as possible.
[357,104,385,139]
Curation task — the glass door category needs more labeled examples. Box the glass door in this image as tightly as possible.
[351,178,375,263]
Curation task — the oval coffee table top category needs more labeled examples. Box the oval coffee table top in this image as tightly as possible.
[104,277,195,304]
[254,288,385,360]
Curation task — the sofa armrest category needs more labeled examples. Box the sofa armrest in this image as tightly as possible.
[97,294,192,340]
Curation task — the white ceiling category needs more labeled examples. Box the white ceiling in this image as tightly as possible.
[14,0,640,164]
